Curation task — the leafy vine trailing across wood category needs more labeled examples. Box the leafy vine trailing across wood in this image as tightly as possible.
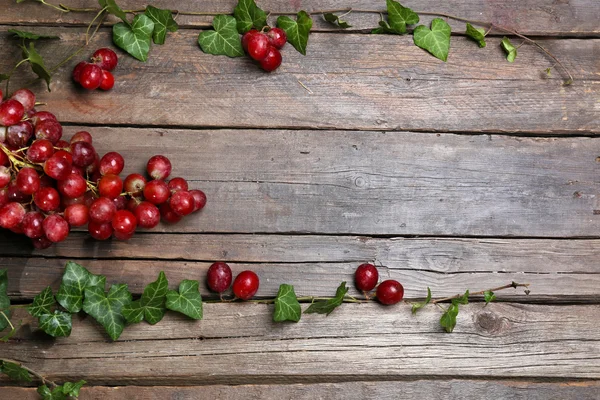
[0,263,530,398]
[1,0,574,90]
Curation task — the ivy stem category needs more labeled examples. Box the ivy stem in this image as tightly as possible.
[4,59,29,95]
[0,311,14,332]
[431,282,530,304]
[0,357,58,388]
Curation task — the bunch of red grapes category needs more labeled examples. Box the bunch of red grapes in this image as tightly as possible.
[242,28,287,72]
[0,88,206,249]
[72,48,118,91]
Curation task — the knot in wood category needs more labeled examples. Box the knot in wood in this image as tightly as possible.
[475,309,509,335]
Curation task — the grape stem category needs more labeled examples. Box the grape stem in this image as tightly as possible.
[0,357,58,388]
[0,143,40,171]
[431,282,530,304]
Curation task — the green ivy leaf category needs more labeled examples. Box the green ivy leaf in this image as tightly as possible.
[411,287,431,314]
[304,282,348,316]
[144,5,178,45]
[122,271,169,325]
[8,29,59,40]
[465,23,486,48]
[39,310,72,337]
[83,284,132,341]
[113,14,154,62]
[323,13,351,29]
[99,0,128,24]
[386,0,419,34]
[0,269,10,332]
[277,11,313,55]
[56,262,106,313]
[413,18,451,62]
[62,380,86,397]
[439,303,460,333]
[37,385,67,400]
[234,0,267,34]
[28,286,56,317]
[198,15,244,58]
[371,20,395,34]
[453,290,469,305]
[501,36,517,62]
[0,361,32,382]
[166,280,203,320]
[273,284,301,322]
[20,42,52,90]
[484,290,496,305]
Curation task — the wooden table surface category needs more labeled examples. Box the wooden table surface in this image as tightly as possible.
[1,0,599,398]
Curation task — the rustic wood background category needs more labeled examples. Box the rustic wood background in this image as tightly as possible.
[1,0,599,398]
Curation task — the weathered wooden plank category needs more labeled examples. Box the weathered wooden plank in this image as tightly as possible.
[3,127,599,236]
[2,303,599,383]
[2,234,600,301]
[1,0,598,36]
[1,29,597,133]
[4,380,600,399]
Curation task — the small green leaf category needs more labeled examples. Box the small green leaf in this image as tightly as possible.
[113,14,154,61]
[198,15,244,58]
[465,23,486,48]
[323,13,351,29]
[386,0,419,34]
[544,67,552,76]
[166,280,203,320]
[484,290,496,305]
[56,261,106,313]
[37,385,67,400]
[99,0,128,24]
[122,271,168,324]
[8,29,59,40]
[83,284,132,341]
[277,11,313,55]
[411,287,431,314]
[39,310,72,337]
[453,290,469,305]
[304,282,348,316]
[20,42,52,90]
[413,18,451,62]
[144,5,178,45]
[501,36,517,62]
[28,286,56,317]
[62,380,86,397]
[273,284,301,322]
[0,269,10,331]
[1,361,32,382]
[234,0,267,34]
[439,303,460,333]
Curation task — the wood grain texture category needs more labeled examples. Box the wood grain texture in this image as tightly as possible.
[1,29,598,133]
[1,0,599,36]
[2,127,598,236]
[2,235,600,302]
[4,380,600,399]
[2,303,599,384]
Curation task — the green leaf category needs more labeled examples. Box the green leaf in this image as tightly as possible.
[323,13,351,29]
[166,280,203,320]
[37,385,67,400]
[465,23,486,48]
[83,284,132,341]
[144,5,178,45]
[234,0,267,34]
[8,29,59,40]
[0,361,32,382]
[39,310,72,337]
[413,18,451,62]
[411,287,431,314]
[62,380,86,397]
[113,14,154,62]
[56,261,106,313]
[122,271,168,324]
[273,284,301,322]
[501,36,517,62]
[372,20,395,34]
[386,0,419,34]
[99,0,128,24]
[277,11,313,55]
[439,303,460,333]
[484,290,496,305]
[304,282,348,316]
[20,42,52,90]
[28,286,56,317]
[0,269,10,331]
[198,15,244,58]
[453,290,469,305]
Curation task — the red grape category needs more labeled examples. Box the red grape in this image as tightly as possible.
[0,166,10,188]
[159,202,181,224]
[123,173,146,196]
[99,152,124,175]
[143,179,169,205]
[44,151,72,180]
[134,201,160,228]
[34,120,62,144]
[247,33,270,60]
[113,195,127,210]
[30,111,57,126]
[242,29,258,52]
[22,211,45,238]
[6,121,33,148]
[232,270,259,300]
[89,197,117,223]
[0,99,25,126]
[266,27,287,49]
[112,209,137,236]
[99,70,115,91]
[70,131,93,144]
[32,236,53,249]
[354,263,379,292]
[169,190,194,216]
[58,172,87,198]
[72,61,87,83]
[43,215,70,243]
[15,167,40,195]
[78,63,103,90]
[34,187,61,212]
[64,204,89,226]
[27,139,55,163]
[10,89,36,112]
[88,220,113,240]
[376,280,404,305]
[190,190,207,212]
[98,174,123,199]
[7,180,29,203]
[167,177,188,192]
[0,149,8,166]
[147,155,171,180]
[0,202,26,229]
[92,48,118,71]
[70,141,96,167]
[207,262,232,293]
[259,46,282,72]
